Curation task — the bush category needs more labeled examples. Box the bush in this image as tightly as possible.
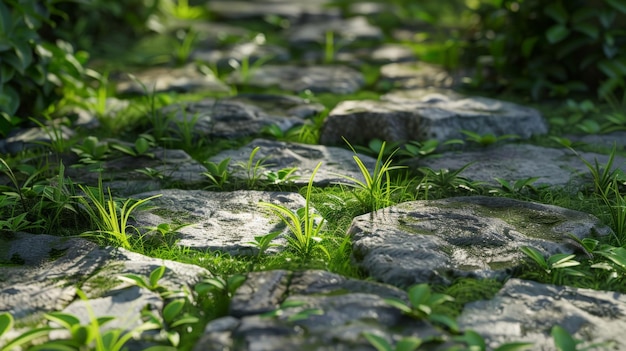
[467,0,626,100]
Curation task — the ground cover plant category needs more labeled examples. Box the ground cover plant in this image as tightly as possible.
[1,0,626,350]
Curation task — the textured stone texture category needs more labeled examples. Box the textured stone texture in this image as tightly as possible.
[227,65,365,94]
[459,279,625,350]
[320,96,547,145]
[131,189,312,255]
[207,139,378,186]
[159,94,324,139]
[413,143,626,188]
[349,196,611,287]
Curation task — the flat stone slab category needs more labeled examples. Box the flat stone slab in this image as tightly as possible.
[288,16,382,46]
[116,64,230,94]
[131,189,313,255]
[0,233,208,322]
[195,270,447,351]
[159,94,324,139]
[458,279,625,349]
[227,64,365,94]
[207,139,378,186]
[320,96,547,145]
[413,143,626,188]
[191,42,290,69]
[379,62,458,89]
[207,0,339,22]
[566,131,626,151]
[67,148,206,195]
[348,196,611,287]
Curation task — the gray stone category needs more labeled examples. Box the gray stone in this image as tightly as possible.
[458,279,624,350]
[207,0,339,22]
[288,17,382,46]
[0,233,208,324]
[370,44,417,64]
[159,94,324,139]
[67,148,207,195]
[197,269,446,351]
[130,189,311,255]
[413,143,626,188]
[379,62,458,89]
[191,42,290,69]
[566,131,626,151]
[320,96,547,145]
[381,88,464,103]
[116,63,230,94]
[348,196,611,287]
[207,139,378,186]
[227,65,365,94]
[0,125,74,154]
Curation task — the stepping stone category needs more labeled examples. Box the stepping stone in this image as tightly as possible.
[458,278,625,349]
[413,143,626,188]
[348,196,611,287]
[226,64,365,94]
[194,270,446,351]
[566,131,626,151]
[0,233,208,322]
[192,42,290,69]
[116,63,230,94]
[207,0,339,22]
[131,189,312,255]
[319,95,547,146]
[379,62,458,89]
[66,148,207,196]
[160,94,324,139]
[287,16,382,46]
[207,139,378,186]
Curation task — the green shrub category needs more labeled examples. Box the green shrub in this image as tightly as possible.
[0,0,92,136]
[467,0,626,100]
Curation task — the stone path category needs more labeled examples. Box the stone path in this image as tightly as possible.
[2,1,626,350]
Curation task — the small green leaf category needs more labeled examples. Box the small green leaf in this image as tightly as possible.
[0,312,13,337]
[551,325,577,351]
[45,312,81,330]
[521,246,548,270]
[149,266,166,288]
[363,332,393,351]
[135,137,150,154]
[494,342,534,351]
[118,274,149,289]
[408,284,431,308]
[546,25,570,44]
[396,337,423,351]
[383,297,413,314]
[163,299,185,323]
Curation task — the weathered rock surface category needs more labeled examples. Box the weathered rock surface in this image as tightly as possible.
[458,278,624,350]
[288,16,382,46]
[192,42,290,69]
[227,64,365,94]
[0,233,208,324]
[379,62,458,89]
[195,270,448,351]
[413,143,626,188]
[67,147,206,195]
[159,94,324,139]
[131,189,312,255]
[348,196,611,287]
[320,95,547,145]
[207,139,378,186]
[207,0,339,22]
[116,63,230,94]
[566,131,626,151]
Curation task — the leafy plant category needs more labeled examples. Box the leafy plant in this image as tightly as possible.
[520,246,585,285]
[452,330,533,351]
[337,140,406,212]
[246,231,283,257]
[383,283,457,332]
[266,167,300,186]
[203,157,232,190]
[259,162,330,260]
[71,136,110,165]
[490,177,540,196]
[195,274,247,317]
[551,325,614,351]
[417,163,479,199]
[110,134,156,158]
[236,146,269,189]
[0,312,53,351]
[78,180,161,249]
